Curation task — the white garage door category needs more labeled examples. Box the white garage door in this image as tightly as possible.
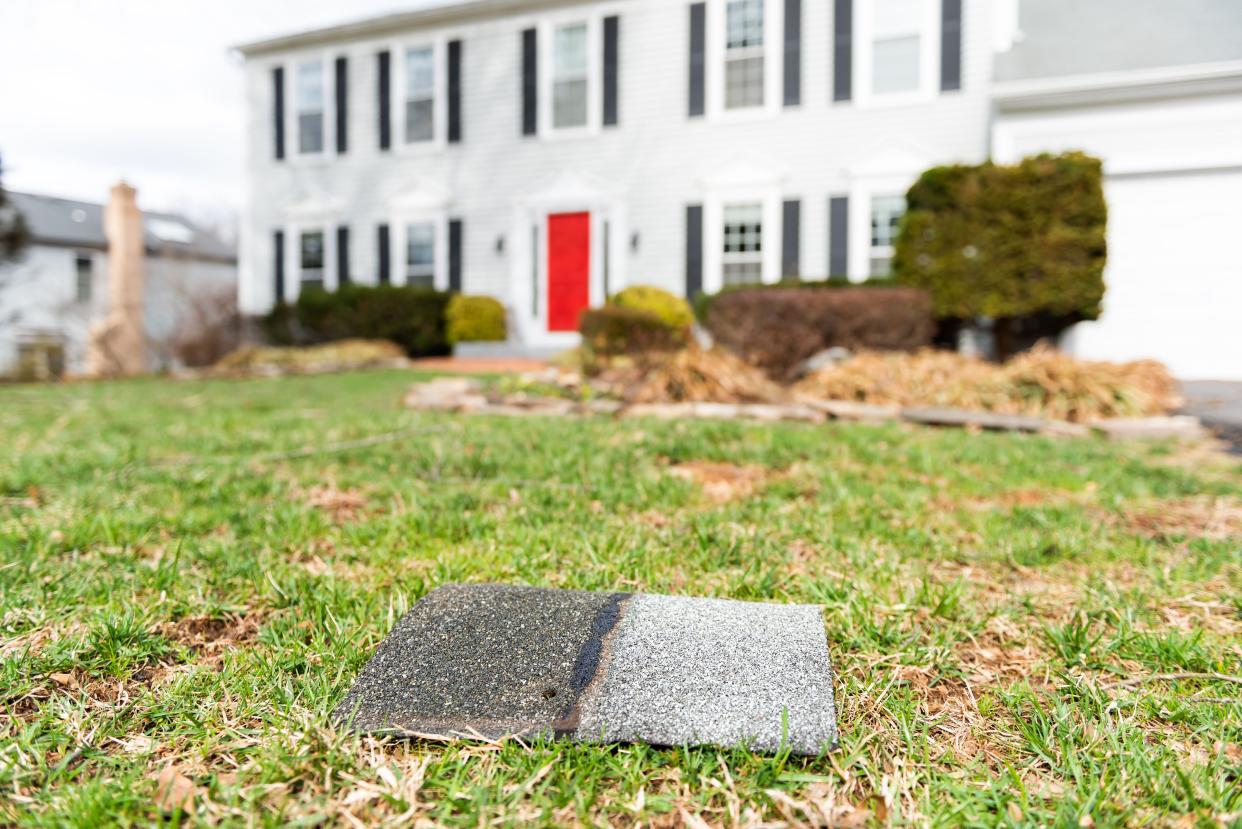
[1065,170,1242,380]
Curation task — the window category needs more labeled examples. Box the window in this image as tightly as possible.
[722,203,763,286]
[404,47,435,143]
[74,254,92,303]
[300,230,326,290]
[872,0,921,95]
[552,23,589,129]
[725,0,765,109]
[406,223,435,287]
[296,61,325,154]
[869,194,905,276]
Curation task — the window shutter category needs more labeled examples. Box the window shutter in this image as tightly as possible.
[829,196,849,279]
[521,29,538,136]
[377,224,391,284]
[941,0,962,91]
[272,67,285,160]
[685,205,703,298]
[337,226,351,286]
[603,16,620,126]
[448,39,463,143]
[782,200,801,279]
[833,0,853,102]
[783,0,802,106]
[688,4,706,117]
[273,230,286,302]
[335,57,348,154]
[377,51,392,150]
[449,219,464,292]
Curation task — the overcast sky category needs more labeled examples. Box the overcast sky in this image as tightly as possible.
[0,0,440,219]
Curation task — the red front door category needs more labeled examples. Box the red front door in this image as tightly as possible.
[547,212,591,332]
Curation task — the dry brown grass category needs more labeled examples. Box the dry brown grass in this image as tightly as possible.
[794,346,1179,422]
[1119,497,1242,541]
[613,347,785,405]
[666,461,776,504]
[213,340,407,377]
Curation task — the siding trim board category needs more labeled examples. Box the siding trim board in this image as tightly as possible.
[783,0,802,107]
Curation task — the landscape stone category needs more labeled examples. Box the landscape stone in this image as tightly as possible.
[901,406,1047,433]
[1092,415,1207,442]
[737,403,827,423]
[790,347,853,380]
[807,400,902,423]
[336,584,838,756]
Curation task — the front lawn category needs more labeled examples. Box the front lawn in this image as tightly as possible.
[2,370,1240,826]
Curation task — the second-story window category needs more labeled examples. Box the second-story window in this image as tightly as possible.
[725,0,765,109]
[406,222,436,287]
[722,203,764,286]
[552,23,589,129]
[300,230,326,290]
[405,46,436,143]
[872,0,921,95]
[296,60,325,154]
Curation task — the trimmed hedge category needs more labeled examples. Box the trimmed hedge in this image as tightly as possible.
[701,286,934,379]
[446,295,507,344]
[610,285,695,330]
[894,152,1107,355]
[261,285,451,357]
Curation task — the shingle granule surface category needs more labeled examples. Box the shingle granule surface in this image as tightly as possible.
[334,584,625,739]
[574,593,837,755]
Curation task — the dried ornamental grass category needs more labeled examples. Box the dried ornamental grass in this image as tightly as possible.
[794,346,1178,422]
[213,340,407,377]
[621,346,785,404]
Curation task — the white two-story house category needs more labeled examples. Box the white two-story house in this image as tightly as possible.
[237,0,995,349]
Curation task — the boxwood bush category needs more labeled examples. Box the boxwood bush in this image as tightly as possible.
[261,285,451,357]
[609,285,695,330]
[894,151,1107,357]
[446,295,507,344]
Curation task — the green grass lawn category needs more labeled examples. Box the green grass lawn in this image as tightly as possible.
[2,369,1240,827]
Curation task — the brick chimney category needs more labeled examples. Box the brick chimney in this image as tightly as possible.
[88,181,147,375]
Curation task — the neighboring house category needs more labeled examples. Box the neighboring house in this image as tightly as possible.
[237,0,996,350]
[0,191,237,378]
[236,0,1240,378]
[993,0,1242,381]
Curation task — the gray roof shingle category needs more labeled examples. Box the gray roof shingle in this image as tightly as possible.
[9,191,236,263]
[995,0,1242,84]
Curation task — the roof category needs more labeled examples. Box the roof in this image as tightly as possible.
[9,191,236,264]
[995,0,1242,83]
[236,0,563,57]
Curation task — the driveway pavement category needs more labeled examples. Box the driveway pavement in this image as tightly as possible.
[1181,381,1242,452]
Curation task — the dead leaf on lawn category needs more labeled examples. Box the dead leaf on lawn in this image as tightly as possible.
[667,461,773,504]
[154,764,198,813]
[299,484,370,522]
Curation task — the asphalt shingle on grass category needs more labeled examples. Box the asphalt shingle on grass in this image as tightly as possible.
[337,585,838,755]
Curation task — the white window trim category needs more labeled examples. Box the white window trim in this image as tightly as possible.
[854,0,942,108]
[288,54,334,162]
[846,175,914,281]
[705,0,784,122]
[537,12,604,139]
[703,186,782,293]
[390,211,449,291]
[392,36,449,152]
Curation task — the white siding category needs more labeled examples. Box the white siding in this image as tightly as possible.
[241,0,995,345]
[0,245,103,375]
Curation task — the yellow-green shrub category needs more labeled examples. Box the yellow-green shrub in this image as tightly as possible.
[609,285,694,330]
[446,295,507,344]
